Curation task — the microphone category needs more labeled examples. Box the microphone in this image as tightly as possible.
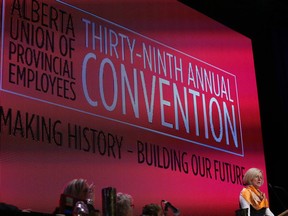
[162,200,180,216]
[273,185,288,195]
[268,183,287,210]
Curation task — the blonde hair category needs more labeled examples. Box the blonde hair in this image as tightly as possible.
[116,192,133,216]
[242,167,264,186]
[63,178,89,198]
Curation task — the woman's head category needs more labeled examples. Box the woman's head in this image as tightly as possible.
[63,178,93,201]
[116,192,134,216]
[243,167,264,188]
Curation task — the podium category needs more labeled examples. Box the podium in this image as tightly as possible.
[278,209,288,216]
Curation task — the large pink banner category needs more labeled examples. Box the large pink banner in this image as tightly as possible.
[0,0,266,215]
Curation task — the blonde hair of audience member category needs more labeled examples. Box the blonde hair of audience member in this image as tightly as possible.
[63,178,94,202]
[239,167,274,216]
[116,192,134,216]
[142,203,163,216]
[54,179,95,215]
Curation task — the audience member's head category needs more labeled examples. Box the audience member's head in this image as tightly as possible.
[142,203,163,216]
[63,178,94,201]
[116,192,134,216]
[55,178,98,216]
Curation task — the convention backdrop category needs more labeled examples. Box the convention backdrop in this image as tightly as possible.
[0,0,267,215]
